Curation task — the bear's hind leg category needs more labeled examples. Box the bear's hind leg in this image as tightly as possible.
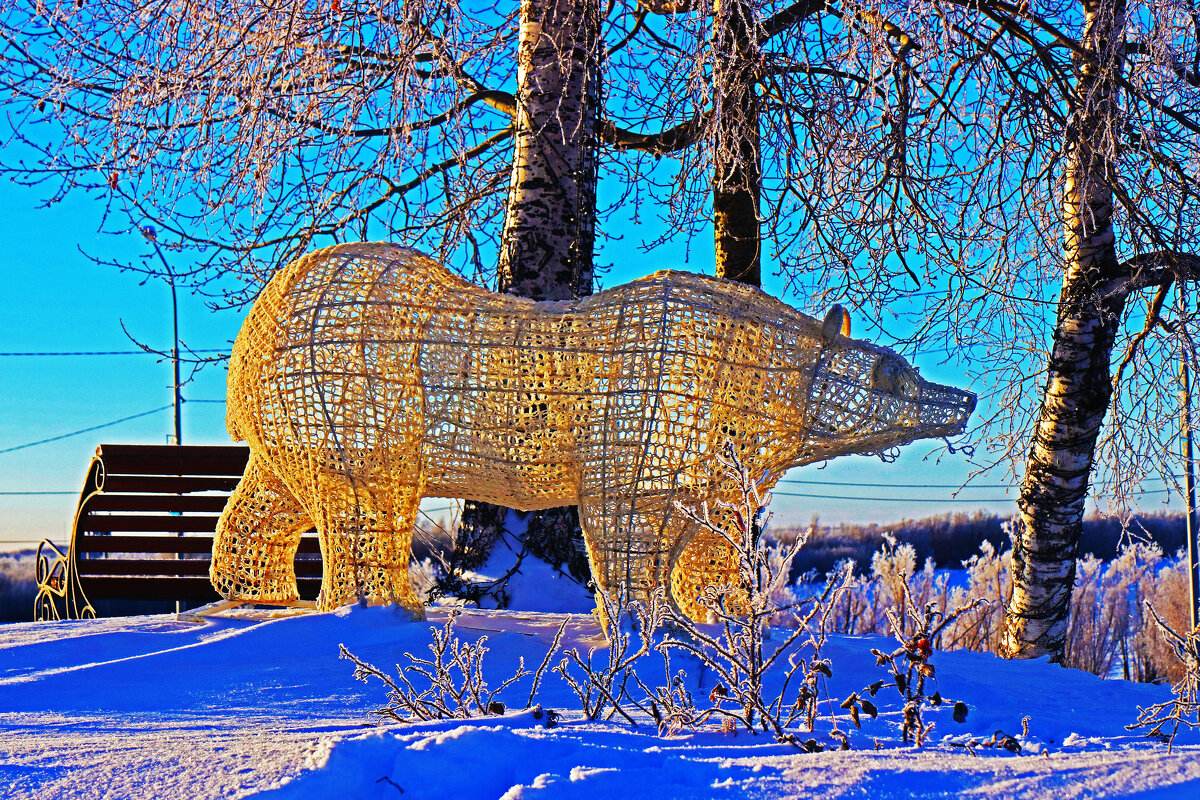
[212,454,313,603]
[313,484,424,617]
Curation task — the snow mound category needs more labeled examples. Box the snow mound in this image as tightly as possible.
[0,606,1197,799]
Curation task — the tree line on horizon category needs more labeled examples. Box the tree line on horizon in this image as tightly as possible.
[772,509,1194,578]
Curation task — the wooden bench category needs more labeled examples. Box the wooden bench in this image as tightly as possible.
[34,443,321,621]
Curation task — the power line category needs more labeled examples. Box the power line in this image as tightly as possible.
[0,399,223,458]
[0,475,1178,503]
[776,477,1174,489]
[772,487,1175,502]
[772,490,1015,503]
[0,349,228,357]
[0,405,172,455]
[1,350,143,356]
[777,478,1014,489]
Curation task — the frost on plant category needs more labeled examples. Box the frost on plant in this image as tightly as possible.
[340,609,566,723]
[1127,602,1200,752]
[802,520,1191,685]
[845,581,985,747]
[656,444,850,744]
[554,584,665,724]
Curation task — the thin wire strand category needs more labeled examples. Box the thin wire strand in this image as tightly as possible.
[0,350,228,356]
[0,406,172,455]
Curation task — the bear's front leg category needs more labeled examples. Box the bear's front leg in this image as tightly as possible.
[578,493,683,629]
[212,454,313,603]
[669,498,757,623]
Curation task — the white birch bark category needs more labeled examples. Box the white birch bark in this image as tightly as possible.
[454,0,602,590]
[1001,0,1128,661]
[497,0,601,300]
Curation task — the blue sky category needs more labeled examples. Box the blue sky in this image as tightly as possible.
[0,174,1027,552]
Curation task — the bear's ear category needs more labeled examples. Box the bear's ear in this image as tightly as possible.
[822,305,850,341]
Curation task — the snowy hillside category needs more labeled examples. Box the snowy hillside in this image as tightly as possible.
[1,604,1198,799]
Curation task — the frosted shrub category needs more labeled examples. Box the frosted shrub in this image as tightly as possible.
[823,562,872,635]
[341,609,567,723]
[659,463,985,749]
[408,556,442,605]
[843,585,984,747]
[871,538,950,637]
[869,535,916,631]
[1065,545,1160,678]
[554,586,663,724]
[763,543,804,626]
[942,539,1011,652]
[823,536,963,643]
[537,444,845,742]
[1134,556,1193,683]
[1064,554,1112,675]
[1127,603,1200,752]
[635,445,862,747]
[659,565,849,743]
[660,446,816,740]
[809,526,1186,683]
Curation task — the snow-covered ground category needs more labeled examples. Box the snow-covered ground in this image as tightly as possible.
[1,600,1198,799]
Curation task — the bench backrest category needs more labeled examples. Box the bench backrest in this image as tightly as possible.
[71,443,320,604]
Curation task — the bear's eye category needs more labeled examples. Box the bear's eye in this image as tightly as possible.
[872,357,899,393]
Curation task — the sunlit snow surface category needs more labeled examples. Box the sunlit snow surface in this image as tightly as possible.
[1,603,1198,799]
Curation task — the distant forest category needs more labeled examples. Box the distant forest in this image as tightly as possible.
[769,511,1191,577]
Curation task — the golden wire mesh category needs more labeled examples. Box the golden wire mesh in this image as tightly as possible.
[213,243,975,620]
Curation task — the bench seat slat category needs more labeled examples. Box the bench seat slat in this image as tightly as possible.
[86,494,231,513]
[75,533,323,554]
[77,558,214,577]
[79,514,222,534]
[100,476,242,494]
[79,576,322,602]
[78,534,216,553]
[95,444,250,478]
[75,558,324,578]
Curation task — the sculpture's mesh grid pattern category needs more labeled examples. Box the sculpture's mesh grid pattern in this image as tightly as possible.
[214,243,975,620]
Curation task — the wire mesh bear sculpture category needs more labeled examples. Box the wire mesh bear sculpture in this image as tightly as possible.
[213,243,975,621]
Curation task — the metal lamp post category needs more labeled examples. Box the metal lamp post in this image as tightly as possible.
[141,226,182,446]
[1179,282,1200,631]
[142,225,185,613]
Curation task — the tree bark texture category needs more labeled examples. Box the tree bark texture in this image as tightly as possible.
[1001,0,1127,662]
[712,0,761,287]
[454,0,601,594]
[497,0,601,300]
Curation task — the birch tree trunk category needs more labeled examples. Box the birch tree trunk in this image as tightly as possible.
[454,0,601,591]
[1000,0,1127,661]
[497,0,600,299]
[712,0,761,286]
